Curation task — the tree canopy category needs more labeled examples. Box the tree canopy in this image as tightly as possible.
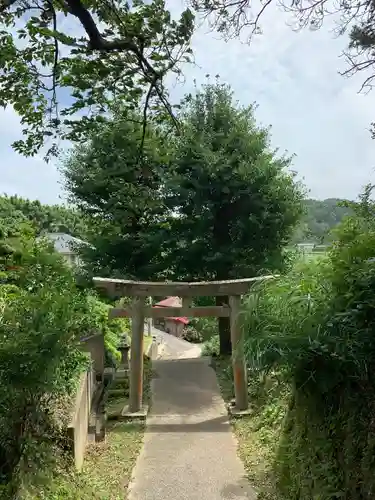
[62,84,304,296]
[1,0,375,159]
[165,84,304,279]
[163,83,304,352]
[62,110,171,280]
[0,0,194,157]
[62,83,305,354]
[0,194,87,237]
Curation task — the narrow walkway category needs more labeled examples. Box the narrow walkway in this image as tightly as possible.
[149,326,202,360]
[128,355,256,500]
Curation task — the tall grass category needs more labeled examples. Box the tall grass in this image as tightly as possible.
[240,187,375,498]
[242,257,330,379]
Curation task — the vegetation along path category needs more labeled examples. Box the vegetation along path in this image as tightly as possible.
[128,352,256,500]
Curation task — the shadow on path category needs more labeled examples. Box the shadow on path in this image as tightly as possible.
[146,414,230,433]
[128,356,256,500]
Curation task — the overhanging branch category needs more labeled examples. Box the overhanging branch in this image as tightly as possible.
[0,0,18,12]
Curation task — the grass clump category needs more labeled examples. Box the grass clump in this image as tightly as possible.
[29,356,153,499]
[214,356,288,500]
[23,421,144,500]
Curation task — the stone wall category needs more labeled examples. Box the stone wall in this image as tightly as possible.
[67,364,96,470]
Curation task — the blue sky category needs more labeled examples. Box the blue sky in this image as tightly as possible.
[1,3,374,204]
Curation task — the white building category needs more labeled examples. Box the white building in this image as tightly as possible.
[296,242,315,253]
[44,232,88,267]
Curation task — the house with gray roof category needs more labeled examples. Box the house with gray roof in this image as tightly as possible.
[44,232,89,267]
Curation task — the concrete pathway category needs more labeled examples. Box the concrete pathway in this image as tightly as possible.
[128,353,256,500]
[149,326,202,360]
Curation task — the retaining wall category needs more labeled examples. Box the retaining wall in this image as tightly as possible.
[67,365,96,470]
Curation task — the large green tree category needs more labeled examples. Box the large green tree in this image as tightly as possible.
[0,0,194,157]
[62,111,170,280]
[164,84,304,354]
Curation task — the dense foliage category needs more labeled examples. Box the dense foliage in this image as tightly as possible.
[0,0,194,157]
[63,83,304,353]
[241,186,375,498]
[0,200,128,497]
[63,111,170,280]
[166,84,304,279]
[0,195,87,239]
[165,84,304,353]
[2,0,375,159]
[0,234,88,497]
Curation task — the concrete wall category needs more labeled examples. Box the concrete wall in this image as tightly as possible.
[153,319,184,338]
[164,320,184,338]
[67,365,96,470]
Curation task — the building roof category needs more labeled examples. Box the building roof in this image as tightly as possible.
[154,296,189,324]
[44,232,89,254]
[155,296,182,307]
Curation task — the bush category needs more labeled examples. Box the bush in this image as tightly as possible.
[80,294,130,366]
[241,186,375,498]
[202,335,220,357]
[0,237,91,495]
[182,325,203,343]
[193,316,218,342]
[0,232,128,497]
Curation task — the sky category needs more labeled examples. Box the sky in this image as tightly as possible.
[0,2,374,204]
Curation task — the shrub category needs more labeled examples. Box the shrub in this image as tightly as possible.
[80,294,130,366]
[192,316,218,342]
[0,233,126,497]
[182,325,203,343]
[0,238,90,495]
[202,335,220,357]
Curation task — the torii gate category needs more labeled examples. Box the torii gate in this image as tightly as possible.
[94,276,275,415]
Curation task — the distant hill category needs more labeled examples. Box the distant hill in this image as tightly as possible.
[0,194,353,247]
[292,198,353,244]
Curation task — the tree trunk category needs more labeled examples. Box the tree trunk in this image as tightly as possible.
[216,295,231,355]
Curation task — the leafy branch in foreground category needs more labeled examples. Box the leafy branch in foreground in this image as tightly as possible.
[0,0,194,157]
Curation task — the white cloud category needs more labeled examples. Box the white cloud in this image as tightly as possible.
[1,3,375,202]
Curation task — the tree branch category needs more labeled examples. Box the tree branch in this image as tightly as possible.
[138,76,156,164]
[0,0,18,12]
[64,0,139,52]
